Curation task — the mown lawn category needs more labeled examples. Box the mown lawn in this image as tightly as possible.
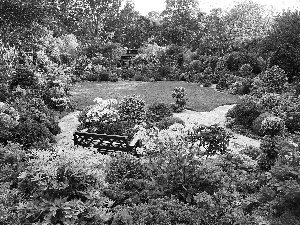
[70,81,240,112]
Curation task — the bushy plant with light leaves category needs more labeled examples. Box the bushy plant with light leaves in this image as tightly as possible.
[17,145,112,225]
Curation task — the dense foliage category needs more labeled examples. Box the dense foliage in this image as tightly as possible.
[1,0,300,224]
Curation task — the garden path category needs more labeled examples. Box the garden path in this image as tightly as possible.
[55,111,81,147]
[55,104,261,152]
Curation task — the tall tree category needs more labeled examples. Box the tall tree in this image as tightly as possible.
[113,1,154,48]
[225,0,274,48]
[160,0,200,47]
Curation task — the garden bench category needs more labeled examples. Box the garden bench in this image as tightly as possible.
[73,131,140,156]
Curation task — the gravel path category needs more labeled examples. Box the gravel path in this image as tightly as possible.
[56,105,261,152]
[55,111,81,147]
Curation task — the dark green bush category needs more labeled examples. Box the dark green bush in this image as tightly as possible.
[10,66,38,89]
[252,113,285,137]
[146,102,172,122]
[97,70,110,81]
[269,43,300,81]
[226,95,262,128]
[155,116,185,130]
[258,136,280,171]
[9,96,60,148]
[223,51,262,74]
[285,112,300,133]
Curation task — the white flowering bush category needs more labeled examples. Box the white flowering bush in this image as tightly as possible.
[78,97,122,134]
[85,98,119,123]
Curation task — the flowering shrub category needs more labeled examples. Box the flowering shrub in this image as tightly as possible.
[17,145,112,224]
[0,102,19,128]
[78,97,119,133]
[134,123,230,157]
[77,96,145,139]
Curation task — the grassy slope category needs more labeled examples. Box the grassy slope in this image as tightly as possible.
[70,81,240,112]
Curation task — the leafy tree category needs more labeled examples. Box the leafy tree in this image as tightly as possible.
[262,10,300,80]
[160,0,201,47]
[225,0,274,48]
[199,8,230,56]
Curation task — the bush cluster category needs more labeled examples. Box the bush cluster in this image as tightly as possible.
[0,94,61,148]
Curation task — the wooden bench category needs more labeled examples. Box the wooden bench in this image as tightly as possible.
[73,131,140,156]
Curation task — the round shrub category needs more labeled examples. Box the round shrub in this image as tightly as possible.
[155,116,185,130]
[252,112,285,136]
[189,60,204,73]
[226,95,262,128]
[261,116,285,136]
[147,102,172,122]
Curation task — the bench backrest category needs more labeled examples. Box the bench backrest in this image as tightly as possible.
[73,131,138,155]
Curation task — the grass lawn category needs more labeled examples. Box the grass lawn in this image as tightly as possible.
[70,81,240,112]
